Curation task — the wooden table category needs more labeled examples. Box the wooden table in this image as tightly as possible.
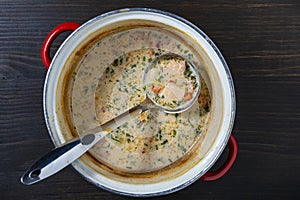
[1,0,299,199]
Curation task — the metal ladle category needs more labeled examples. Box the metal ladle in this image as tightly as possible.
[21,53,201,185]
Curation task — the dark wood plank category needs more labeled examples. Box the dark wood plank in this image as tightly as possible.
[1,0,299,199]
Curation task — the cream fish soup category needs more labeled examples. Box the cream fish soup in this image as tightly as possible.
[70,27,211,173]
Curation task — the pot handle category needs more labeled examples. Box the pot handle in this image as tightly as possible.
[41,22,80,69]
[200,134,238,181]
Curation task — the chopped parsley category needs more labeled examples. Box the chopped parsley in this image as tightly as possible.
[110,134,121,142]
[161,139,168,145]
[184,65,193,77]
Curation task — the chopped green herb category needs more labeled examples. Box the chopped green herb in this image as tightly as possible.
[161,140,168,145]
[205,104,210,112]
[110,68,115,75]
[172,130,177,137]
[195,128,202,135]
[156,129,163,140]
[191,77,198,89]
[184,65,193,77]
[72,72,77,80]
[158,74,164,82]
[178,144,187,152]
[126,133,131,137]
[187,53,193,59]
[172,101,182,107]
[112,58,119,67]
[110,134,120,142]
[164,55,173,60]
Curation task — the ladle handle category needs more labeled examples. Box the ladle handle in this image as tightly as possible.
[21,106,144,185]
[99,105,145,131]
[200,134,238,181]
[41,22,80,69]
[20,132,107,185]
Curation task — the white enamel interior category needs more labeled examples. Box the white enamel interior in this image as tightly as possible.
[43,8,235,197]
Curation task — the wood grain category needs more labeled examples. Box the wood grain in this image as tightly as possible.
[1,0,299,199]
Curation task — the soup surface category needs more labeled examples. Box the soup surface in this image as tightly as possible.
[70,27,211,173]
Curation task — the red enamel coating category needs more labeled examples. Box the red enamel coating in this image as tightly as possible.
[201,134,238,181]
[41,22,80,69]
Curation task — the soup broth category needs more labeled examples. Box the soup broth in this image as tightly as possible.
[63,24,212,174]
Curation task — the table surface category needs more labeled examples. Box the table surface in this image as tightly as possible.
[1,0,299,199]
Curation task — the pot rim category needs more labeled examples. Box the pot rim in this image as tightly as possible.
[43,8,236,197]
